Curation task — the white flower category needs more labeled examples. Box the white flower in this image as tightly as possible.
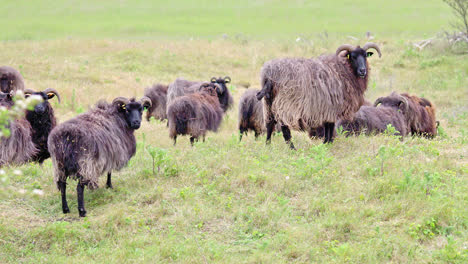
[285,176,290,180]
[0,169,5,175]
[32,189,44,196]
[296,37,301,42]
[13,170,22,175]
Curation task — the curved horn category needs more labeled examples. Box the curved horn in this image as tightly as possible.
[112,97,130,106]
[397,94,409,113]
[139,96,152,109]
[210,77,217,83]
[335,44,355,56]
[374,97,384,107]
[42,88,61,103]
[362,42,382,58]
[224,76,231,83]
[24,88,36,95]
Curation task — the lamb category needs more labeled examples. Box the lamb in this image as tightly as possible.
[374,92,437,138]
[144,83,168,121]
[0,88,60,166]
[166,76,233,113]
[0,66,25,93]
[256,43,381,148]
[48,96,151,217]
[167,83,224,145]
[238,89,281,141]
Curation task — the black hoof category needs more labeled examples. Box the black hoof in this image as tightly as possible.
[63,208,70,214]
[106,184,113,189]
[78,209,87,217]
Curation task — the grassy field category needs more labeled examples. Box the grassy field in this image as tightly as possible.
[1,0,467,263]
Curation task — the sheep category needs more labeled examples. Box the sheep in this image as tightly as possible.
[0,88,60,166]
[48,96,151,217]
[336,105,408,137]
[256,43,381,148]
[144,83,168,121]
[374,92,437,138]
[0,66,25,93]
[24,88,61,164]
[238,89,281,141]
[167,76,233,113]
[167,83,224,145]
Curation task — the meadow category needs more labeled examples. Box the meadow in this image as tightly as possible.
[0,0,467,263]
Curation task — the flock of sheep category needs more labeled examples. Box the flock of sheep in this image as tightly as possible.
[0,42,438,217]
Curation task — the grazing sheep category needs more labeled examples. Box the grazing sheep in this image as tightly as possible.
[0,66,25,93]
[48,96,151,217]
[374,92,437,138]
[167,76,233,113]
[256,43,381,148]
[167,83,223,145]
[0,88,60,166]
[144,83,168,121]
[24,88,61,164]
[238,89,281,141]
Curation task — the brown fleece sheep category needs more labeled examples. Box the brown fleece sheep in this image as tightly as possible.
[256,43,381,148]
[167,76,233,113]
[0,88,60,166]
[238,89,281,141]
[0,66,25,93]
[336,105,408,137]
[375,92,437,138]
[167,83,224,145]
[257,43,382,147]
[48,96,151,217]
[144,83,168,121]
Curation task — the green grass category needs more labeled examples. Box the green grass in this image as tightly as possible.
[0,0,453,40]
[1,0,467,263]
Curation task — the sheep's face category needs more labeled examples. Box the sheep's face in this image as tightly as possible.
[120,101,145,130]
[0,74,13,93]
[347,48,372,79]
[210,76,231,97]
[0,91,13,106]
[25,91,58,115]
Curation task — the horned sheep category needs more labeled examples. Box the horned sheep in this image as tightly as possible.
[167,76,233,113]
[48,96,151,217]
[0,88,60,166]
[256,43,382,148]
[167,83,224,145]
[374,92,437,138]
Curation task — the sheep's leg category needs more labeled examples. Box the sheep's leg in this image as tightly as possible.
[281,125,296,150]
[254,131,260,140]
[323,122,335,144]
[173,136,177,146]
[77,182,86,217]
[190,136,197,146]
[266,119,277,144]
[202,135,205,142]
[58,181,70,214]
[106,172,113,189]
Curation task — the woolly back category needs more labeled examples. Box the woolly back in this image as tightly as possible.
[167,78,200,108]
[401,93,437,137]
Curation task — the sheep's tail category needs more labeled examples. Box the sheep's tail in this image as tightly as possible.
[256,78,273,101]
[175,113,189,135]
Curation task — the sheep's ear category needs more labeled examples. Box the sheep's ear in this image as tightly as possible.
[366,52,373,57]
[210,77,217,83]
[120,103,127,111]
[47,93,56,99]
[346,54,350,60]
